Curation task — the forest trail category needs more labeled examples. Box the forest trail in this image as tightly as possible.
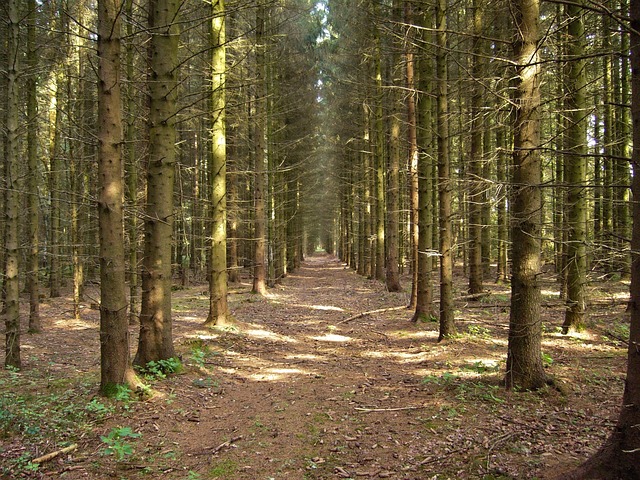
[2,253,627,479]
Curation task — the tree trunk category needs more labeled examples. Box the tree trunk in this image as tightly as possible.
[406,0,419,309]
[436,0,455,340]
[135,0,179,365]
[412,3,434,323]
[4,0,21,369]
[562,0,587,334]
[26,0,41,333]
[97,0,139,393]
[505,0,546,390]
[468,0,484,297]
[206,0,229,327]
[252,2,268,295]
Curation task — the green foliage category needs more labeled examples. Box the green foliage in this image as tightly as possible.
[136,357,183,380]
[462,360,500,374]
[421,371,458,386]
[100,426,142,461]
[86,399,115,418]
[541,352,553,367]
[466,324,491,339]
[208,459,237,478]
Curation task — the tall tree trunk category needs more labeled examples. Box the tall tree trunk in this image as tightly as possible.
[412,3,434,322]
[135,0,179,365]
[436,0,455,340]
[406,0,419,309]
[4,0,21,368]
[97,0,139,393]
[374,17,385,283]
[505,0,546,390]
[468,0,484,297]
[206,0,229,326]
[562,0,588,334]
[252,2,267,295]
[125,0,139,325]
[26,0,41,333]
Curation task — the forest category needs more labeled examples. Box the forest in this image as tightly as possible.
[1,0,640,478]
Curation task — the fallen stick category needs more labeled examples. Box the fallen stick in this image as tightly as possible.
[32,444,77,464]
[194,435,243,456]
[337,306,406,325]
[355,405,427,413]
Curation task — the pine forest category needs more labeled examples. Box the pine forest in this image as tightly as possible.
[1,0,640,478]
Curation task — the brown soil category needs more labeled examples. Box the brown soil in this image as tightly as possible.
[0,252,630,479]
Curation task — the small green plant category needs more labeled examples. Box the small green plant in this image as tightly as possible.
[467,324,491,339]
[191,347,208,368]
[208,459,237,478]
[100,426,142,461]
[421,371,458,386]
[542,352,554,367]
[186,471,202,480]
[463,360,500,374]
[136,357,183,380]
[86,399,114,418]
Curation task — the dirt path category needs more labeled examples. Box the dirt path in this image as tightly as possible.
[2,253,628,479]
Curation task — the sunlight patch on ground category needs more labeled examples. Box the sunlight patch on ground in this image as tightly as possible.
[310,333,352,342]
[245,328,297,343]
[247,367,310,382]
[53,319,94,330]
[309,304,344,311]
[182,332,220,341]
[387,330,439,340]
[541,289,560,298]
[284,353,322,361]
[361,350,430,363]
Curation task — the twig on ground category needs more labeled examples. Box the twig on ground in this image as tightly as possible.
[355,405,427,413]
[337,306,406,325]
[32,444,78,464]
[195,435,243,456]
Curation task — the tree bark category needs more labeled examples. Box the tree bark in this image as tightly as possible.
[436,0,455,340]
[97,0,139,393]
[562,0,588,334]
[505,0,547,390]
[252,1,268,295]
[135,0,179,365]
[4,0,21,369]
[26,0,41,333]
[206,0,229,326]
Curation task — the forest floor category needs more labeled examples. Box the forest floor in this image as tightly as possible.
[0,252,631,479]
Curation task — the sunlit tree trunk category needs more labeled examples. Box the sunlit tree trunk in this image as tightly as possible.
[97,0,140,393]
[252,1,267,295]
[436,0,455,340]
[406,0,419,309]
[206,0,229,326]
[135,0,179,365]
[505,0,546,390]
[562,0,587,334]
[4,0,21,368]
